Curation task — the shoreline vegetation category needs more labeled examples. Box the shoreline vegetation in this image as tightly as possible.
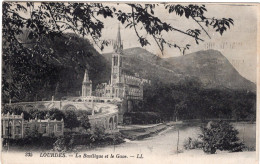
[2,120,255,153]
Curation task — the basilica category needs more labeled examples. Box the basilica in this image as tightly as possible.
[82,25,150,115]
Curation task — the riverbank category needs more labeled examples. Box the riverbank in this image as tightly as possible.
[119,121,177,140]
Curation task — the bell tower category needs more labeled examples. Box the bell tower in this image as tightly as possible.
[82,69,92,97]
[111,24,123,86]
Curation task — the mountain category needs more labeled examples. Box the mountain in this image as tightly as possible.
[5,30,255,102]
[3,32,112,101]
[42,33,112,97]
[164,49,256,91]
[103,47,255,91]
[102,47,185,85]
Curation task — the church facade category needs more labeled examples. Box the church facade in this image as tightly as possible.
[82,25,150,122]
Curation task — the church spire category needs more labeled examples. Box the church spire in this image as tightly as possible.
[113,23,123,53]
[82,68,92,97]
[83,69,89,82]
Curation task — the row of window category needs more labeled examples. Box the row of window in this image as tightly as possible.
[128,88,142,94]
[125,77,142,85]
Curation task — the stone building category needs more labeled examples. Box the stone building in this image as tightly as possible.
[87,103,119,133]
[94,25,150,114]
[1,112,64,139]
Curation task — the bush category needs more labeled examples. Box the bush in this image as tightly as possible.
[52,132,125,152]
[53,136,68,152]
[104,133,125,145]
[183,137,203,150]
[48,108,65,120]
[75,110,91,131]
[4,136,57,151]
[53,135,77,152]
[199,120,244,154]
[90,125,106,142]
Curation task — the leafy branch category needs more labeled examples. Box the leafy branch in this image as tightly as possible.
[2,2,234,100]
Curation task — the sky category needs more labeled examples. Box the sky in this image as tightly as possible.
[92,3,258,83]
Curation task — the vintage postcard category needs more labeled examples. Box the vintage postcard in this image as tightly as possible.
[1,2,259,164]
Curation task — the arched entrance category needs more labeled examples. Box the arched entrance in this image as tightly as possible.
[63,104,77,111]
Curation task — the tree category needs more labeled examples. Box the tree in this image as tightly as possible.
[75,110,91,131]
[26,108,47,119]
[2,106,32,120]
[143,79,256,121]
[2,2,234,101]
[199,120,244,154]
[48,108,65,120]
[64,110,80,131]
[175,101,187,121]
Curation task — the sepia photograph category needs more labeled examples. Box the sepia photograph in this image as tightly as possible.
[1,2,258,164]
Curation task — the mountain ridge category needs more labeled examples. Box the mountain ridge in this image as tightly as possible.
[102,47,256,92]
[5,32,255,103]
[163,49,256,91]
